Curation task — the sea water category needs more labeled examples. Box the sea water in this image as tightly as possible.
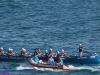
[0,0,100,75]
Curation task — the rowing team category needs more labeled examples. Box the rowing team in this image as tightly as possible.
[0,44,84,57]
[0,47,69,58]
[29,49,70,70]
[33,48,69,57]
[0,47,31,56]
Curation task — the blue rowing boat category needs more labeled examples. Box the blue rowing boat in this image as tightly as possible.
[0,55,31,62]
[38,55,100,64]
[61,55,100,64]
[0,54,99,64]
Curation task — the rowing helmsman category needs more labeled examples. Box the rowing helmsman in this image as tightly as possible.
[77,44,84,57]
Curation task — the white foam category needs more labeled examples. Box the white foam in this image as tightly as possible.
[16,64,63,72]
[33,67,63,72]
[68,65,75,69]
[16,65,33,70]
[16,64,100,72]
[71,65,100,72]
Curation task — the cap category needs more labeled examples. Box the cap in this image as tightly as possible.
[79,44,82,46]
[8,48,12,51]
[10,49,13,51]
[57,51,60,54]
[45,50,48,52]
[0,47,3,50]
[22,48,26,51]
[62,49,64,52]
[50,48,52,51]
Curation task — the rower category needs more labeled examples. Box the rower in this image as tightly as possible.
[0,47,4,55]
[61,49,66,57]
[49,48,54,56]
[48,54,55,65]
[77,44,84,57]
[56,51,61,58]
[34,48,42,56]
[45,50,49,57]
[20,48,26,56]
[7,48,13,56]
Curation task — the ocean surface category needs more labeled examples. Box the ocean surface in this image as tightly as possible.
[0,0,100,75]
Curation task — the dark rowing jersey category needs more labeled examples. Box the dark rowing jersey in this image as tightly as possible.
[78,46,83,52]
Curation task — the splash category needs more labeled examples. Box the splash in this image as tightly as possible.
[16,64,74,72]
[71,65,100,72]
[33,67,63,72]
[16,64,100,72]
[16,64,64,72]
[16,64,33,70]
[68,65,75,69]
[16,64,63,72]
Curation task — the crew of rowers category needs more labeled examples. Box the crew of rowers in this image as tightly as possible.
[33,48,69,58]
[0,44,84,58]
[0,47,31,56]
[0,47,68,57]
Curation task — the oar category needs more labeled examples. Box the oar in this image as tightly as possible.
[83,50,89,54]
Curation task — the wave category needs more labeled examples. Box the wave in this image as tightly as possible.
[16,64,63,72]
[71,65,100,72]
[16,64,74,72]
[16,64,33,70]
[16,64,100,72]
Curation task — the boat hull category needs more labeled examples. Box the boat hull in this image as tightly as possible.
[0,55,99,64]
[0,55,30,62]
[39,56,100,64]
[30,63,69,70]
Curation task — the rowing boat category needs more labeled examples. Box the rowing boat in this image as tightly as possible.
[38,55,100,64]
[0,55,31,62]
[0,54,99,64]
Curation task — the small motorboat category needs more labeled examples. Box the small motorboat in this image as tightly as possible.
[30,63,69,70]
[29,58,69,70]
